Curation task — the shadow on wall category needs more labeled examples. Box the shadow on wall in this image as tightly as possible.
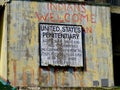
[0,5,4,55]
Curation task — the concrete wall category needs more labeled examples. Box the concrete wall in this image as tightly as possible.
[7,1,114,87]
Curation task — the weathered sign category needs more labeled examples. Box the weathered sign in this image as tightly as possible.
[40,23,83,67]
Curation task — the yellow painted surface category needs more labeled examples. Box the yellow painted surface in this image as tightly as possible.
[0,6,7,80]
[7,1,114,87]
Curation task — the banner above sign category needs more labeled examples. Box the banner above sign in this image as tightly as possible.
[40,23,83,67]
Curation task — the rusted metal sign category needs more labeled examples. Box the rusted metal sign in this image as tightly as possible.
[40,23,83,67]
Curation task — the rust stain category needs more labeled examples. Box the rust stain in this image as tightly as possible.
[39,67,42,85]
[62,68,66,86]
[22,69,27,86]
[73,67,77,79]
[13,61,16,86]
[31,69,34,85]
[46,67,50,84]
[54,68,58,87]
[80,72,84,87]
[7,1,113,87]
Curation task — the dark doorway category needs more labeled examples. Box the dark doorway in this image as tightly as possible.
[111,13,120,86]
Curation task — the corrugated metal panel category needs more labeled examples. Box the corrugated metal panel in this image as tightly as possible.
[7,1,114,87]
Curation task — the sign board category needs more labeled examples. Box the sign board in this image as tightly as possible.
[40,23,83,67]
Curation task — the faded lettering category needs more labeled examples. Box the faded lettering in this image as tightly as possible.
[36,3,97,33]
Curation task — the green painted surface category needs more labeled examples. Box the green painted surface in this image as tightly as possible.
[0,78,16,90]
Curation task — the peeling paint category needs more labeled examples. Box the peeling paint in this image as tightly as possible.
[7,1,114,87]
